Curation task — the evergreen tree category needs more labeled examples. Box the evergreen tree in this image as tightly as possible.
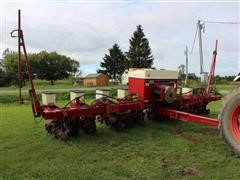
[98,44,127,81]
[127,25,154,68]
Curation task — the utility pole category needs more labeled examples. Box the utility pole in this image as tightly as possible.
[197,20,208,83]
[184,46,188,85]
[198,20,204,74]
[17,10,23,104]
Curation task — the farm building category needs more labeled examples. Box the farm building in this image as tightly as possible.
[121,68,139,85]
[83,73,109,86]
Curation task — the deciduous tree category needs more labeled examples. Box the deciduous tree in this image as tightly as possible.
[36,51,79,85]
[1,50,79,86]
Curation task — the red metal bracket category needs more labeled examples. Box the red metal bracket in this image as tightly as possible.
[157,107,219,127]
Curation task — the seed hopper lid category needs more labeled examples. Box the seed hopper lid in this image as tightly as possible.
[70,89,85,93]
[41,91,57,94]
[96,89,110,91]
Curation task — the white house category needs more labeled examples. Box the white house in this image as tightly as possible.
[121,68,139,85]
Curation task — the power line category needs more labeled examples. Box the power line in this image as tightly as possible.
[190,23,198,55]
[202,20,240,25]
[190,20,239,54]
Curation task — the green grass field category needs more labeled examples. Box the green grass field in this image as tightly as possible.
[0,79,125,91]
[0,79,236,91]
[1,85,240,179]
[216,84,237,92]
[0,79,71,90]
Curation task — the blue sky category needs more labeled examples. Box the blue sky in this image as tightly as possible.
[1,1,239,76]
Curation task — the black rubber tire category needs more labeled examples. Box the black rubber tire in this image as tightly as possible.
[219,86,240,156]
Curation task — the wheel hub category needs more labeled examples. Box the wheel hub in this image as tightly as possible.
[230,104,240,143]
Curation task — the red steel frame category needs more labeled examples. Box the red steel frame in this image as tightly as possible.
[158,107,219,127]
[154,40,220,128]
[206,40,218,95]
[42,98,144,120]
[13,9,221,130]
[11,10,42,116]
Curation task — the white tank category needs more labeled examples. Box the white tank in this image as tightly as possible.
[70,90,84,101]
[117,89,129,98]
[42,91,56,105]
[128,68,178,80]
[96,89,110,99]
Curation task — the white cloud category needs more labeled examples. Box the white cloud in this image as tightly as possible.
[1,1,239,76]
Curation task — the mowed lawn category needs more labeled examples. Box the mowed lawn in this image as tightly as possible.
[1,86,240,179]
[0,79,125,91]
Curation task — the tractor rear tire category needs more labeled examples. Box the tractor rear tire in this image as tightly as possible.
[219,86,240,156]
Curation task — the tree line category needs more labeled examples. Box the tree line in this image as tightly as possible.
[98,24,236,84]
[1,24,233,87]
[97,25,154,81]
[0,49,79,86]
[1,24,151,86]
[177,64,236,83]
